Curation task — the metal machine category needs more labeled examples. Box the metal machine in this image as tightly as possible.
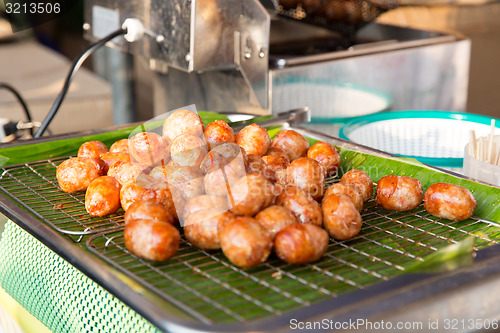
[83,0,470,117]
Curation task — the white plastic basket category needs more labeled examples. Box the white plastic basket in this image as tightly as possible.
[339,111,500,169]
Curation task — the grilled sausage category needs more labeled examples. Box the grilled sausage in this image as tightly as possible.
[276,185,322,226]
[162,109,204,143]
[262,155,289,176]
[85,176,121,217]
[129,132,169,166]
[286,157,325,201]
[228,172,276,216]
[274,223,329,264]
[184,208,235,250]
[203,120,235,150]
[109,139,130,154]
[56,157,107,193]
[219,216,272,268]
[101,151,131,169]
[124,200,175,226]
[255,205,297,239]
[200,143,247,175]
[235,123,271,156]
[271,129,309,161]
[77,140,108,158]
[182,194,229,219]
[124,219,180,261]
[324,182,363,212]
[169,134,207,168]
[340,169,373,202]
[307,141,340,177]
[322,193,362,240]
[119,181,176,216]
[265,146,290,163]
[376,175,423,212]
[150,165,204,201]
[424,183,477,221]
[246,154,277,183]
[107,161,150,186]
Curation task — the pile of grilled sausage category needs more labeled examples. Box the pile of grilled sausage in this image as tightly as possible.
[56,109,477,268]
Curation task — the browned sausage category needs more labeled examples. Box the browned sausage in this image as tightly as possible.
[124,200,175,226]
[150,165,204,201]
[340,169,373,202]
[235,123,271,156]
[219,216,272,268]
[78,141,108,158]
[85,176,121,217]
[246,154,277,183]
[109,139,130,154]
[323,182,363,212]
[228,172,276,216]
[124,219,180,261]
[56,157,107,193]
[255,205,297,239]
[424,183,477,221]
[182,195,228,219]
[162,109,204,143]
[322,193,362,240]
[169,134,207,168]
[265,146,290,163]
[271,129,309,161]
[199,143,247,175]
[307,142,340,177]
[262,155,289,175]
[101,151,131,170]
[203,164,246,197]
[376,175,423,212]
[203,120,235,150]
[184,208,235,250]
[119,181,176,218]
[107,161,150,186]
[286,157,325,201]
[275,185,322,226]
[129,132,169,166]
[274,223,329,264]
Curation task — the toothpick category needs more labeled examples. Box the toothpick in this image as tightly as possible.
[488,119,496,163]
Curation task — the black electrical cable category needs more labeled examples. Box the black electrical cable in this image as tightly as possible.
[34,28,127,138]
[0,83,33,136]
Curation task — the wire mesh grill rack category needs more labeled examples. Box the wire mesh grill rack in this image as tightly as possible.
[87,199,500,325]
[0,157,124,240]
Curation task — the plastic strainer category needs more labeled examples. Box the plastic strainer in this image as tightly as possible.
[339,111,500,168]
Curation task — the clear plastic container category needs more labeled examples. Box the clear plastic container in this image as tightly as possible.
[463,135,500,186]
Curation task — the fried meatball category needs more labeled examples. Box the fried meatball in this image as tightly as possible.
[246,154,277,182]
[85,176,121,217]
[228,172,276,216]
[265,146,290,162]
[182,195,228,219]
[101,152,131,169]
[219,216,272,268]
[109,139,130,154]
[286,157,325,201]
[56,157,107,193]
[376,175,423,212]
[169,134,207,168]
[129,132,169,166]
[424,183,477,221]
[200,143,247,175]
[203,120,235,150]
[120,181,175,216]
[184,209,235,250]
[307,142,340,177]
[262,155,289,176]
[77,141,108,158]
[324,182,363,212]
[107,161,150,186]
[255,205,297,239]
[124,200,175,226]
[271,129,309,161]
[162,109,204,143]
[340,169,373,202]
[124,219,180,261]
[150,165,204,201]
[235,123,271,156]
[274,223,329,264]
[276,186,322,226]
[322,193,362,240]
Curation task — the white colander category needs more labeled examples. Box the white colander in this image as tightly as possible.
[339,111,500,168]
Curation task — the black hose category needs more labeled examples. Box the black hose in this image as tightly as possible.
[0,83,33,136]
